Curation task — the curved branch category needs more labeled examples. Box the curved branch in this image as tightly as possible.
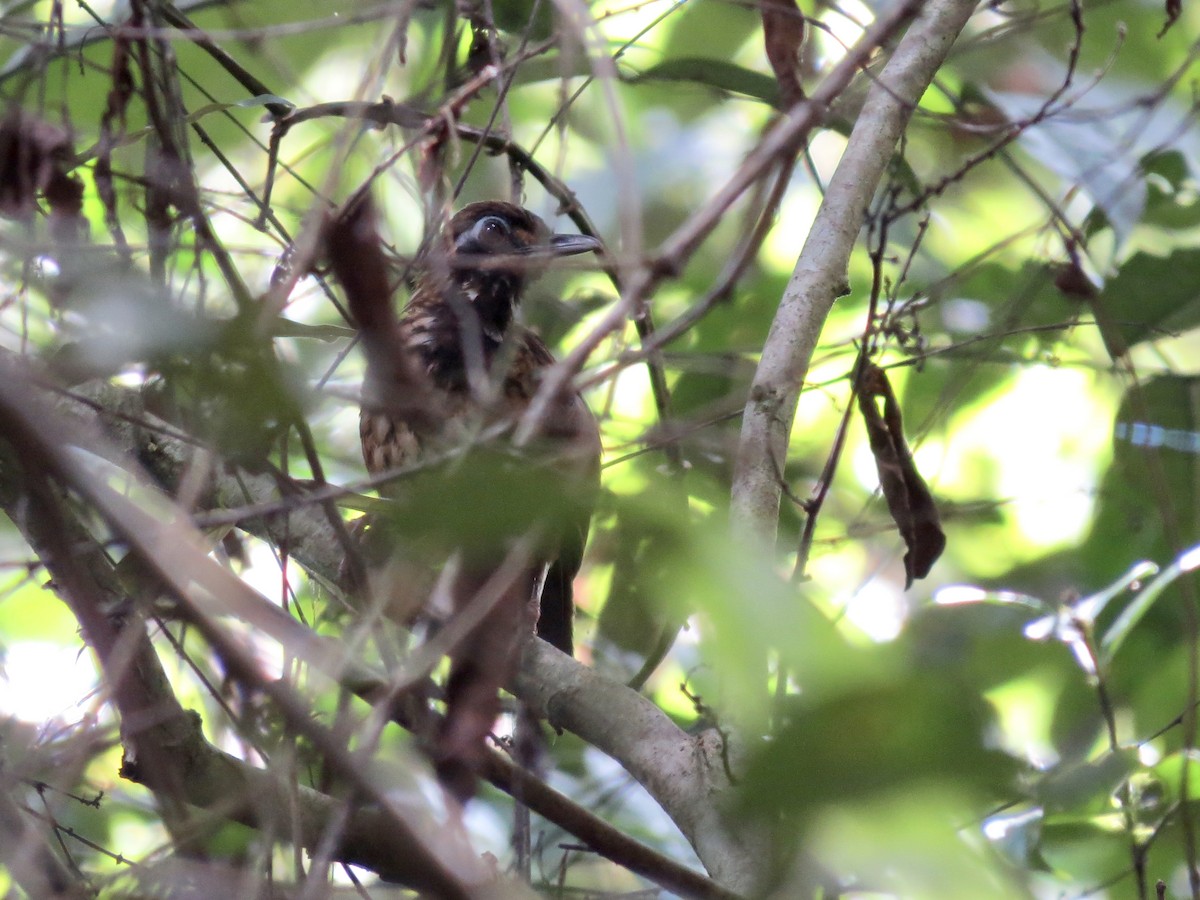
[731,0,982,541]
[0,760,92,898]
[513,0,927,447]
[11,365,741,898]
[515,640,758,891]
[0,365,489,899]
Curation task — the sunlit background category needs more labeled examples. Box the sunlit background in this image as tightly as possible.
[1,0,1199,896]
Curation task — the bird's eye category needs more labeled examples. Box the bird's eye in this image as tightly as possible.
[454,212,517,254]
[476,216,508,238]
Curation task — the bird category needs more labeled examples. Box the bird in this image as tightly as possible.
[326,195,602,802]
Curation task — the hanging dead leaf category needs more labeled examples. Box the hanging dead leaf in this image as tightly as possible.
[761,0,806,109]
[1158,0,1181,37]
[0,112,79,219]
[1054,259,1098,300]
[857,364,946,588]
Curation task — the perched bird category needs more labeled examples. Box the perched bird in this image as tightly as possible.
[327,195,601,802]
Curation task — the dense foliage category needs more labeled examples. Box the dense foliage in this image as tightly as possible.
[0,0,1198,897]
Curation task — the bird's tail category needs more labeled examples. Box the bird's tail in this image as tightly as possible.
[536,556,575,656]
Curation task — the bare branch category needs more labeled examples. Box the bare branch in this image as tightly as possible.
[515,639,761,892]
[730,0,981,542]
[513,0,928,447]
[6,363,742,897]
[0,779,90,898]
[0,362,496,898]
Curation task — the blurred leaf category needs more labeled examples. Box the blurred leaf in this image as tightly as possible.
[491,0,555,40]
[808,789,1028,899]
[595,484,681,660]
[1142,149,1190,191]
[596,478,858,709]
[1143,184,1200,231]
[664,0,760,63]
[1033,750,1136,812]
[992,90,1146,249]
[1037,815,1132,885]
[739,673,1015,818]
[370,443,594,562]
[629,59,780,107]
[48,274,220,382]
[1082,375,1200,624]
[1151,749,1200,803]
[925,260,1078,353]
[233,93,294,111]
[1101,543,1200,666]
[164,363,302,467]
[1097,248,1200,349]
[271,318,355,341]
[982,806,1051,872]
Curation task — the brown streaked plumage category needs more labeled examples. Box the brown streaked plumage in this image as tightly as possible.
[329,197,601,803]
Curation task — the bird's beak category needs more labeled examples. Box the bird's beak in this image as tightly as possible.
[548,233,603,257]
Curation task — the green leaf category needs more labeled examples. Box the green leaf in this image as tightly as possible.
[1151,750,1200,804]
[272,319,356,341]
[664,0,759,62]
[739,673,1015,818]
[629,59,780,107]
[1142,151,1200,230]
[1033,750,1136,813]
[1079,375,1200,633]
[1099,248,1200,349]
[1142,150,1190,190]
[491,0,555,40]
[1037,814,1133,885]
[1101,543,1200,666]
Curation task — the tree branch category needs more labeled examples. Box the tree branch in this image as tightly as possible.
[0,777,90,898]
[730,0,981,542]
[0,363,493,899]
[514,0,929,448]
[515,640,758,891]
[3,360,741,897]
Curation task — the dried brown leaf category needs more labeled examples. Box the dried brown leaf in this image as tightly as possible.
[436,568,533,804]
[857,364,945,588]
[1158,0,1181,37]
[1054,259,1098,300]
[761,0,806,108]
[0,112,74,218]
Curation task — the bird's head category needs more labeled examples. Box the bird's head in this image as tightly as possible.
[432,201,601,340]
[448,201,601,285]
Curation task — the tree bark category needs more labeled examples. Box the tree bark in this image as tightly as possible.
[731,0,982,544]
[0,359,739,898]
